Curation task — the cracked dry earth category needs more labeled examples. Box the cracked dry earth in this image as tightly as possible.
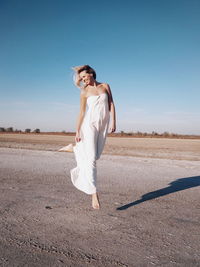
[0,148,200,266]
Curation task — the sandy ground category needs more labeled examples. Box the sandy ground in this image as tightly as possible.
[0,133,200,161]
[0,145,200,266]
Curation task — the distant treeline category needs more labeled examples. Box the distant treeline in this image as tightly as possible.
[111,131,200,139]
[0,127,40,133]
[1,127,200,139]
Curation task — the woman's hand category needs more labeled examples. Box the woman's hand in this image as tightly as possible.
[75,131,81,142]
[109,123,116,133]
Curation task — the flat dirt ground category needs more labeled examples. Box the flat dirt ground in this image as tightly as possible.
[0,133,200,160]
[0,134,200,266]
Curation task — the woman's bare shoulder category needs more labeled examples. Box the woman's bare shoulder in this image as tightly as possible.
[101,82,109,88]
[102,83,114,102]
[102,83,111,92]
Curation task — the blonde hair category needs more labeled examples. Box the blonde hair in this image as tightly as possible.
[72,65,96,89]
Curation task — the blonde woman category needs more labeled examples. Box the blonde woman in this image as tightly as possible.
[63,65,116,209]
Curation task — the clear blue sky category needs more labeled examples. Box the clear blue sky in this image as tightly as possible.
[0,0,200,134]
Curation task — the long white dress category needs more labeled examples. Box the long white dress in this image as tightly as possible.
[70,92,110,194]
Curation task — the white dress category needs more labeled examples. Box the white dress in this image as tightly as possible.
[70,92,110,194]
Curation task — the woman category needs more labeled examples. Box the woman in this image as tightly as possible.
[63,65,116,209]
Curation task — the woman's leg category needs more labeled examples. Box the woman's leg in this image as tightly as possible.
[92,192,100,209]
[58,143,74,152]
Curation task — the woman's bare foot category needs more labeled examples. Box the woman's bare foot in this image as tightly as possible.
[92,193,100,209]
[58,144,74,152]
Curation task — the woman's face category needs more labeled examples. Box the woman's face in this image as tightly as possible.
[79,70,93,85]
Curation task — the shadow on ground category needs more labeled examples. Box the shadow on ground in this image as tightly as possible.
[117,176,200,210]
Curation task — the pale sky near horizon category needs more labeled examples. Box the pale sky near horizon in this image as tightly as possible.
[0,0,200,134]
